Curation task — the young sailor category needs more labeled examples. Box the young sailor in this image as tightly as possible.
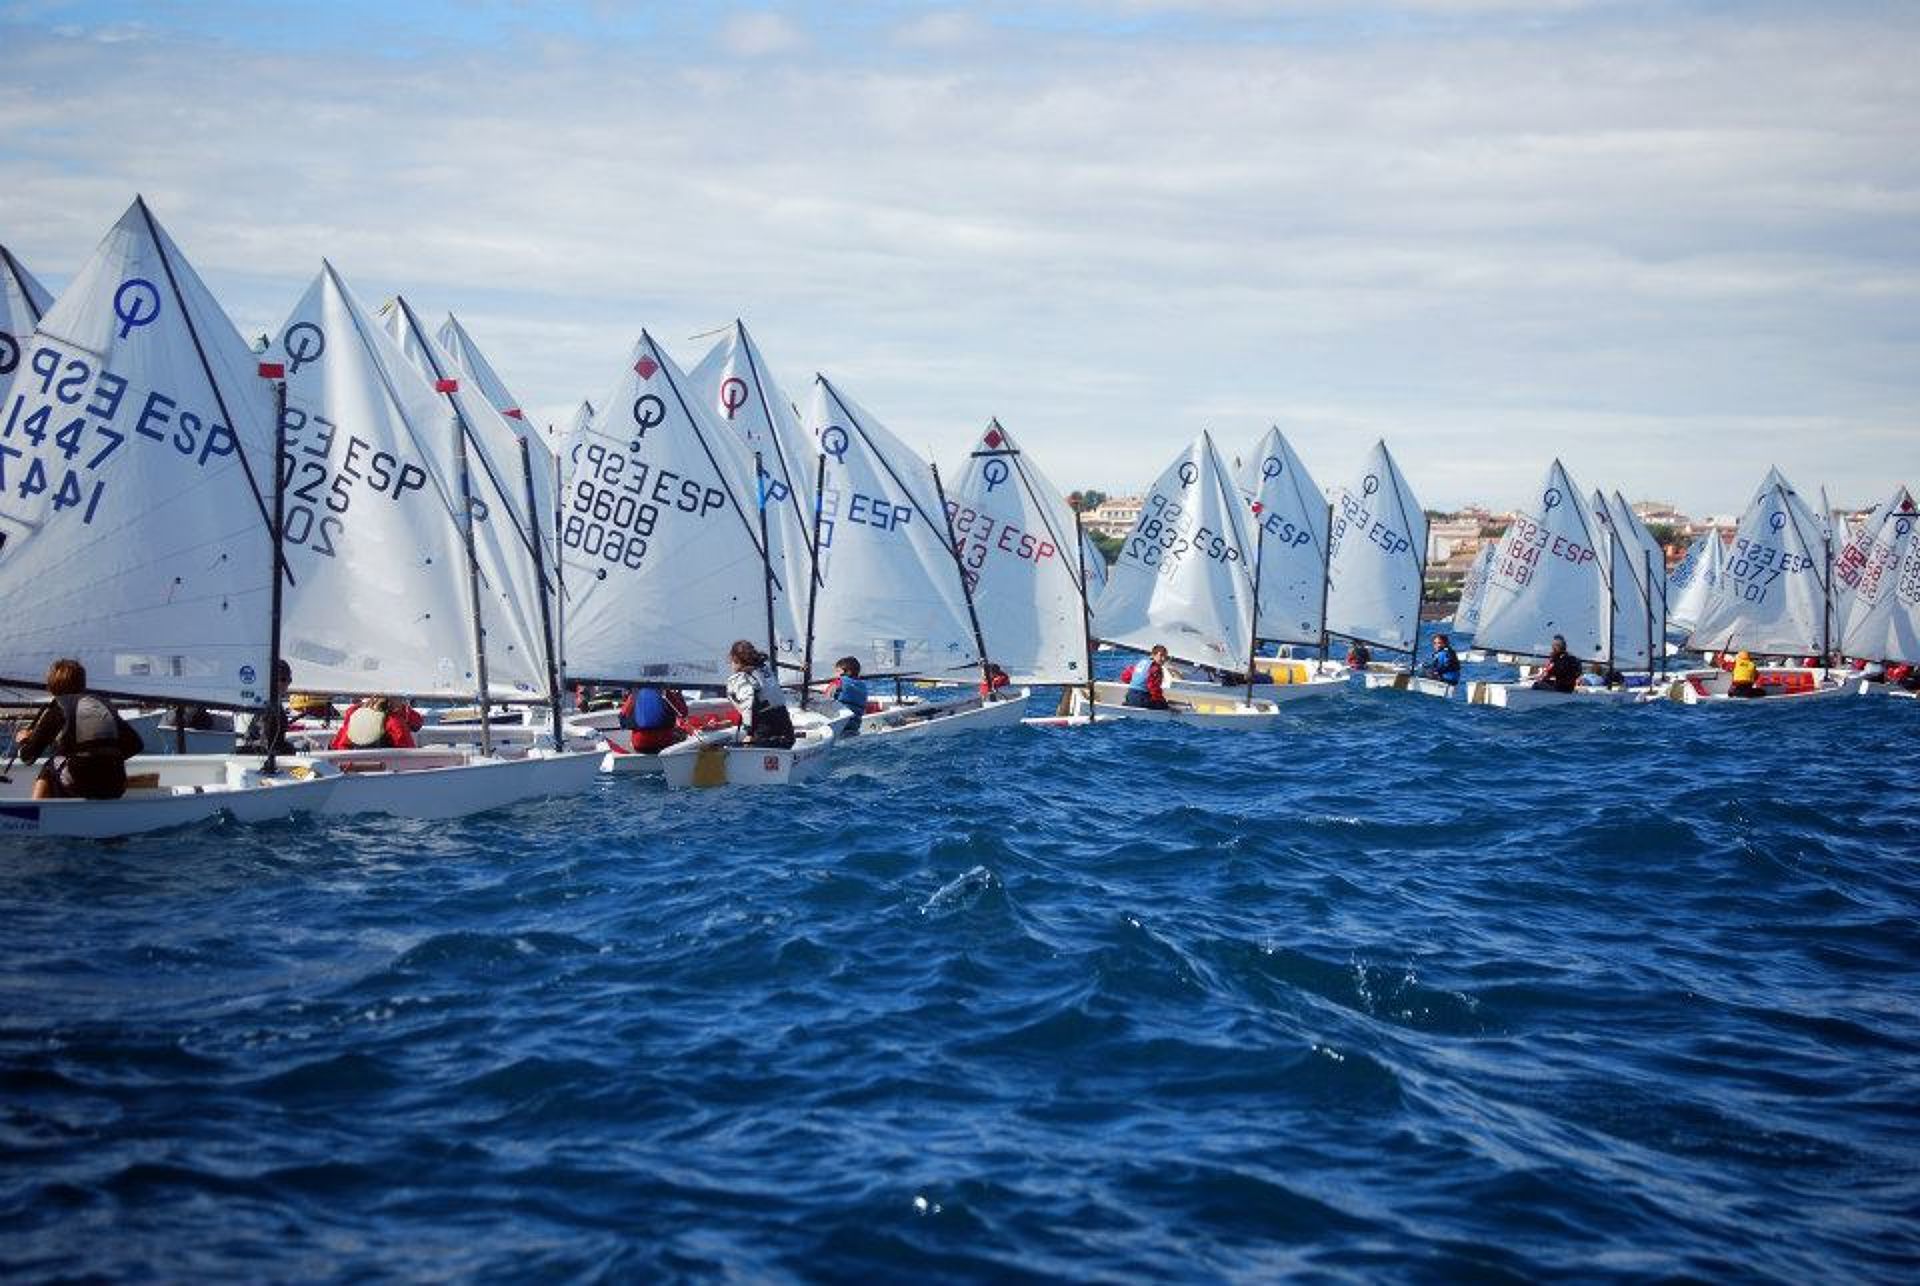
[1120,645,1175,710]
[979,663,1012,698]
[826,657,869,735]
[13,659,146,800]
[619,684,689,753]
[1422,633,1463,686]
[1344,641,1373,671]
[1530,635,1583,693]
[238,660,298,754]
[329,696,422,749]
[726,640,796,748]
[1728,651,1766,699]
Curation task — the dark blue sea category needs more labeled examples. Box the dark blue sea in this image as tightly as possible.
[4,650,1918,1282]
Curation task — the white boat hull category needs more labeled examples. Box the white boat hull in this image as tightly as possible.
[0,754,340,838]
[658,726,836,788]
[1082,682,1282,727]
[835,689,1030,741]
[1465,682,1642,709]
[1361,671,1458,699]
[1662,673,1868,705]
[310,747,601,818]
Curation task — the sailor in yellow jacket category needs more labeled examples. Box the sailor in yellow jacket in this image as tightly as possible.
[1728,651,1765,699]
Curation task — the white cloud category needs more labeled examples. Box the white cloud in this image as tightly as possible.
[717,10,806,57]
[0,6,1915,514]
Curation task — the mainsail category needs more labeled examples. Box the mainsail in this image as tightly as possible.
[381,298,555,696]
[1831,487,1911,642]
[1324,440,1427,653]
[1093,431,1255,666]
[0,199,278,708]
[0,244,54,409]
[1237,426,1328,646]
[436,312,564,587]
[1667,531,1724,635]
[557,332,771,685]
[1474,460,1610,662]
[1454,542,1496,635]
[1591,490,1655,670]
[689,322,813,657]
[1686,468,1833,656]
[949,419,1090,684]
[267,263,549,699]
[1837,489,1920,664]
[802,375,980,678]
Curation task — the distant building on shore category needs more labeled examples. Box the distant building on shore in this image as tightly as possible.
[1085,495,1144,539]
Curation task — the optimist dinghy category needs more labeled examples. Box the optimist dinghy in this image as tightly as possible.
[0,201,355,838]
[1670,468,1864,706]
[1324,442,1435,696]
[1083,432,1279,726]
[1461,460,1650,709]
[257,272,596,818]
[1235,428,1348,702]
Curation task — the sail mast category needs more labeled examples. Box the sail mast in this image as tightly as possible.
[519,437,564,746]
[263,366,288,773]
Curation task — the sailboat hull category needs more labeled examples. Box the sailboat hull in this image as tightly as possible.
[0,755,341,838]
[838,689,1030,741]
[1082,682,1282,727]
[1466,682,1642,709]
[658,730,836,788]
[311,748,601,818]
[1362,672,1458,699]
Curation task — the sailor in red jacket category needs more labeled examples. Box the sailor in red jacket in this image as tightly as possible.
[330,696,421,750]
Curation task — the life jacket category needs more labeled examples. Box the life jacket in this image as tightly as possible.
[1126,660,1162,697]
[345,705,393,748]
[833,675,869,711]
[1731,656,1758,685]
[55,694,124,757]
[622,687,676,731]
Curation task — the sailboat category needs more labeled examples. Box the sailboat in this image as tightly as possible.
[1454,542,1496,639]
[1235,427,1348,700]
[1672,467,1865,703]
[1085,432,1280,725]
[797,376,1016,739]
[557,332,836,786]
[0,244,53,714]
[1665,530,1725,638]
[0,199,341,835]
[1323,442,1435,695]
[262,267,598,817]
[1838,487,1920,690]
[935,418,1088,730]
[1464,460,1637,708]
[1591,489,1662,689]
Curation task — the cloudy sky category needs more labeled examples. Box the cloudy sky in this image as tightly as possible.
[1,0,1914,515]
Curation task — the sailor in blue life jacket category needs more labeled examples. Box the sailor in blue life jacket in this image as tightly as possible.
[827,656,869,734]
[1120,645,1174,709]
[619,684,689,754]
[1421,633,1462,686]
[13,657,146,800]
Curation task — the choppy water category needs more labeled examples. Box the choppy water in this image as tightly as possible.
[3,658,1918,1281]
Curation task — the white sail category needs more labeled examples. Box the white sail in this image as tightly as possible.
[1325,440,1427,653]
[1666,532,1724,635]
[263,264,546,699]
[380,299,555,698]
[0,245,54,409]
[1474,460,1610,662]
[688,322,813,658]
[802,375,980,677]
[1591,490,1654,670]
[948,419,1090,684]
[1237,426,1328,646]
[1831,488,1910,645]
[558,332,772,685]
[1082,529,1109,599]
[1093,431,1255,666]
[435,312,564,614]
[1454,542,1496,635]
[1686,468,1833,656]
[1837,489,1920,663]
[0,199,278,708]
